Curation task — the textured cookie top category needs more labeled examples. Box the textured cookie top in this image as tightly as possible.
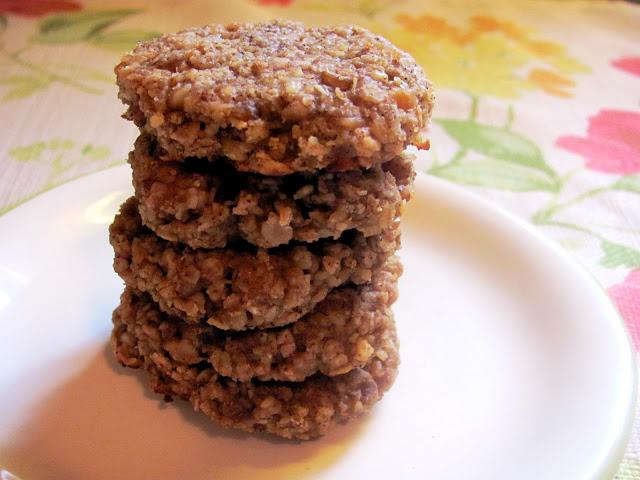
[116,20,433,174]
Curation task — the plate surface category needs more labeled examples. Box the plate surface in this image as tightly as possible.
[0,166,635,480]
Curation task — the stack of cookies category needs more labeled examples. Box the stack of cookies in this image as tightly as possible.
[109,21,433,440]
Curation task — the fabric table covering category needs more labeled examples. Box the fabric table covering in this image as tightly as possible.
[0,0,639,476]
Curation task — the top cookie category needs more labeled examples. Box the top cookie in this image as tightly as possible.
[115,20,433,175]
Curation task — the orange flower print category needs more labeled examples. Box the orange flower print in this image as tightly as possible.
[255,0,293,5]
[527,69,575,97]
[385,14,588,99]
[0,0,81,17]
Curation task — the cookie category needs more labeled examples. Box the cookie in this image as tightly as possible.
[112,300,399,440]
[110,197,400,330]
[113,255,399,382]
[130,133,414,249]
[116,20,433,175]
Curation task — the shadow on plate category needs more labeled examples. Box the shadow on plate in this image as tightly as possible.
[1,343,369,480]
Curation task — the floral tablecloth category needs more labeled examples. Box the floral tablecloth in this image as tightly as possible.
[1,0,638,476]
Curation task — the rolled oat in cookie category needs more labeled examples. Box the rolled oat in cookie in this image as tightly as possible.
[131,133,415,249]
[109,197,400,330]
[112,299,400,440]
[115,20,433,175]
[112,257,400,382]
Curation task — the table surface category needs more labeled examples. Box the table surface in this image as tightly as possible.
[0,0,638,478]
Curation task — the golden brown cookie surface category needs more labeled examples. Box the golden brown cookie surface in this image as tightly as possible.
[116,21,433,175]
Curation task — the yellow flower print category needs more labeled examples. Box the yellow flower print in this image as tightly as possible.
[382,14,588,99]
[469,16,586,75]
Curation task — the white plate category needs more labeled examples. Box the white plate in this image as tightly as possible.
[0,166,635,480]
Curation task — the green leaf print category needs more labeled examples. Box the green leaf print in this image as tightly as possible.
[89,29,160,52]
[614,175,640,194]
[9,141,47,162]
[0,9,153,100]
[430,158,561,192]
[436,119,557,178]
[600,241,640,268]
[42,62,113,84]
[0,75,51,101]
[80,144,110,161]
[34,9,140,44]
[47,139,75,151]
[1,139,121,216]
[9,140,76,162]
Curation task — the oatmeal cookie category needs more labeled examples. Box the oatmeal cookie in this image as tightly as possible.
[113,257,399,382]
[116,21,433,175]
[131,134,414,249]
[110,197,399,330]
[112,301,399,440]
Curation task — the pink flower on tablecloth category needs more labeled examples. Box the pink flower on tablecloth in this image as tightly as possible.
[556,109,640,174]
[609,270,640,350]
[0,0,81,17]
[613,56,640,77]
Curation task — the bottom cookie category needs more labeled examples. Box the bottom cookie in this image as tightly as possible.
[111,307,400,440]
